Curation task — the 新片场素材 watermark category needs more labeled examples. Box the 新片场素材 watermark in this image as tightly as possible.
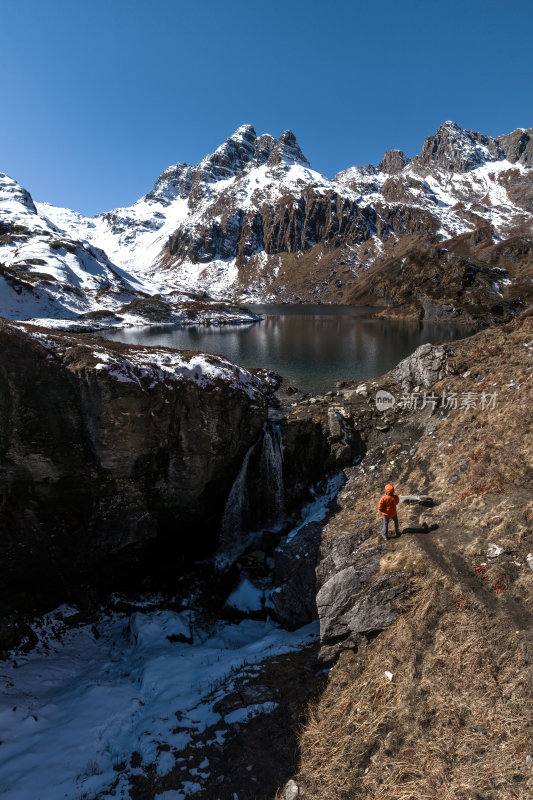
[375,389,498,412]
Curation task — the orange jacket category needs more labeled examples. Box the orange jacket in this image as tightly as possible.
[379,491,399,518]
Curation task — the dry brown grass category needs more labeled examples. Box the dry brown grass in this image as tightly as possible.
[293,568,532,800]
[282,316,533,800]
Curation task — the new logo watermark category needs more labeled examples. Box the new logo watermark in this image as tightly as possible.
[375,390,396,412]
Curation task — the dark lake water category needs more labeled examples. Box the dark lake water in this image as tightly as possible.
[102,305,476,395]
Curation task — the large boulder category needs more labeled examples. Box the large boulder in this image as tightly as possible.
[393,342,451,390]
[314,516,408,662]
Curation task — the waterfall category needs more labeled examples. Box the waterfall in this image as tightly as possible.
[258,426,285,529]
[218,424,285,565]
[220,441,256,546]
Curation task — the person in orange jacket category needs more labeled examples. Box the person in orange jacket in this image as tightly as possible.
[379,483,400,540]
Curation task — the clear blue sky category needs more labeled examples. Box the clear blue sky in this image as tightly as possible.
[2,0,532,215]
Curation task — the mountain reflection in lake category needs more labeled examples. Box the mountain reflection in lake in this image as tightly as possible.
[102,305,476,395]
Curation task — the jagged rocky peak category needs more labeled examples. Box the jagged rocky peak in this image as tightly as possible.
[377,149,409,174]
[198,124,258,182]
[145,125,311,206]
[412,120,501,173]
[267,130,310,167]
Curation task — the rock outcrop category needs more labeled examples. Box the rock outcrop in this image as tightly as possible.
[410,121,533,174]
[317,548,407,663]
[411,120,501,173]
[378,149,410,174]
[393,342,452,390]
[0,319,269,601]
[349,233,525,325]
[270,521,323,630]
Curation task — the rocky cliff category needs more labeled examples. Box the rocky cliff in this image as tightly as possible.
[0,319,270,604]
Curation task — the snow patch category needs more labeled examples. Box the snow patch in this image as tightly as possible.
[0,606,318,800]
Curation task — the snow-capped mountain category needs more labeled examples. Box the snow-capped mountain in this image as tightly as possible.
[0,169,258,327]
[2,120,532,325]
[37,125,326,298]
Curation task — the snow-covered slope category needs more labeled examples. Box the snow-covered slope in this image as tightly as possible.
[3,120,533,321]
[0,600,318,800]
[0,172,151,323]
[0,171,259,327]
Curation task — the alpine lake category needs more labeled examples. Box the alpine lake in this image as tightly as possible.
[102,304,477,395]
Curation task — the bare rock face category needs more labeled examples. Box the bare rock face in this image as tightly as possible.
[254,133,276,165]
[411,120,501,173]
[0,320,269,600]
[270,521,323,630]
[378,149,410,174]
[165,189,376,267]
[381,173,437,204]
[314,516,409,663]
[197,124,258,183]
[496,127,533,166]
[411,121,533,174]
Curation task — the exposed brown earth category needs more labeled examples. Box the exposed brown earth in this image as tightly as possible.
[347,229,532,325]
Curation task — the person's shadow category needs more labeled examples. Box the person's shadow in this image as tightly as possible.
[400,522,439,535]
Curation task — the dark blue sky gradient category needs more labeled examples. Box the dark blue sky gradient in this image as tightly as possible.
[2,0,532,214]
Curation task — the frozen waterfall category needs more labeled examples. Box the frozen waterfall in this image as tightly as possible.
[218,425,285,564]
[258,426,284,530]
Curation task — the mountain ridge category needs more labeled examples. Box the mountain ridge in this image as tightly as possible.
[1,120,532,325]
